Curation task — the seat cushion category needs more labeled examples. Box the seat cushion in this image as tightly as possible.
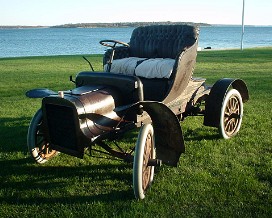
[104,57,146,76]
[104,57,175,79]
[135,58,175,79]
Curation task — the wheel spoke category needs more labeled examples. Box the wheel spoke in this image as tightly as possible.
[231,97,236,109]
[225,119,232,132]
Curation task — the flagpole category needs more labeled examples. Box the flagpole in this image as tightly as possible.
[241,0,245,50]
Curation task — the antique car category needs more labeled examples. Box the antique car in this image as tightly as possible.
[26,25,249,199]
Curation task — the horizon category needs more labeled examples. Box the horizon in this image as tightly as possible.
[1,22,272,28]
[1,0,271,26]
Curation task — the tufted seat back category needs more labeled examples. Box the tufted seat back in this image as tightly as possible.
[129,25,198,59]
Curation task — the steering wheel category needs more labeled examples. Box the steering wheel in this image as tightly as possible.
[99,39,129,48]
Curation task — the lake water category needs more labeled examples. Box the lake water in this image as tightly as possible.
[0,26,271,58]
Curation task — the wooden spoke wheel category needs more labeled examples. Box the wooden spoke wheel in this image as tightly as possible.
[27,109,58,164]
[219,89,243,139]
[133,124,155,200]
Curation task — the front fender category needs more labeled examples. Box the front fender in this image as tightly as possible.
[26,88,57,98]
[204,78,249,127]
[141,102,184,167]
[116,101,184,167]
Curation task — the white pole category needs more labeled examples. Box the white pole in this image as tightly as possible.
[241,0,245,50]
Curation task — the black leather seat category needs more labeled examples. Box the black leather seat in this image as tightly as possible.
[79,25,199,103]
[103,25,199,102]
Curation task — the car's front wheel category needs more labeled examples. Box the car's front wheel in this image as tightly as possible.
[27,109,58,164]
[133,124,156,199]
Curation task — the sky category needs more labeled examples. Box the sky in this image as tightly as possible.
[0,0,271,26]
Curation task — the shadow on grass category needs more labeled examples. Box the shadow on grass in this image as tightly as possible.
[0,116,221,206]
[0,117,31,153]
[0,116,140,204]
[0,158,135,205]
[183,127,221,141]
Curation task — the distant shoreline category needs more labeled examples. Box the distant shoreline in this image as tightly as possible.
[1,22,271,29]
[0,22,210,29]
[0,25,50,29]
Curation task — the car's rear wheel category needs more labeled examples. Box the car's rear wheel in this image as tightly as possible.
[219,89,243,139]
[27,109,58,164]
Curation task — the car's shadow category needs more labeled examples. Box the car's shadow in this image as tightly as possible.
[0,158,135,205]
[0,115,134,204]
[0,116,221,205]
[183,127,221,141]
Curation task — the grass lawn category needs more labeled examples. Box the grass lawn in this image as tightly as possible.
[0,48,271,217]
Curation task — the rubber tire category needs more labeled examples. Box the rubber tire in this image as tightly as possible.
[219,89,243,139]
[27,109,57,164]
[133,124,155,200]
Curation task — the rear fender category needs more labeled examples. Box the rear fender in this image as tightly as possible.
[204,78,249,127]
[26,88,57,98]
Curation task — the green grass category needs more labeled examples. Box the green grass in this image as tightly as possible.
[0,48,271,217]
